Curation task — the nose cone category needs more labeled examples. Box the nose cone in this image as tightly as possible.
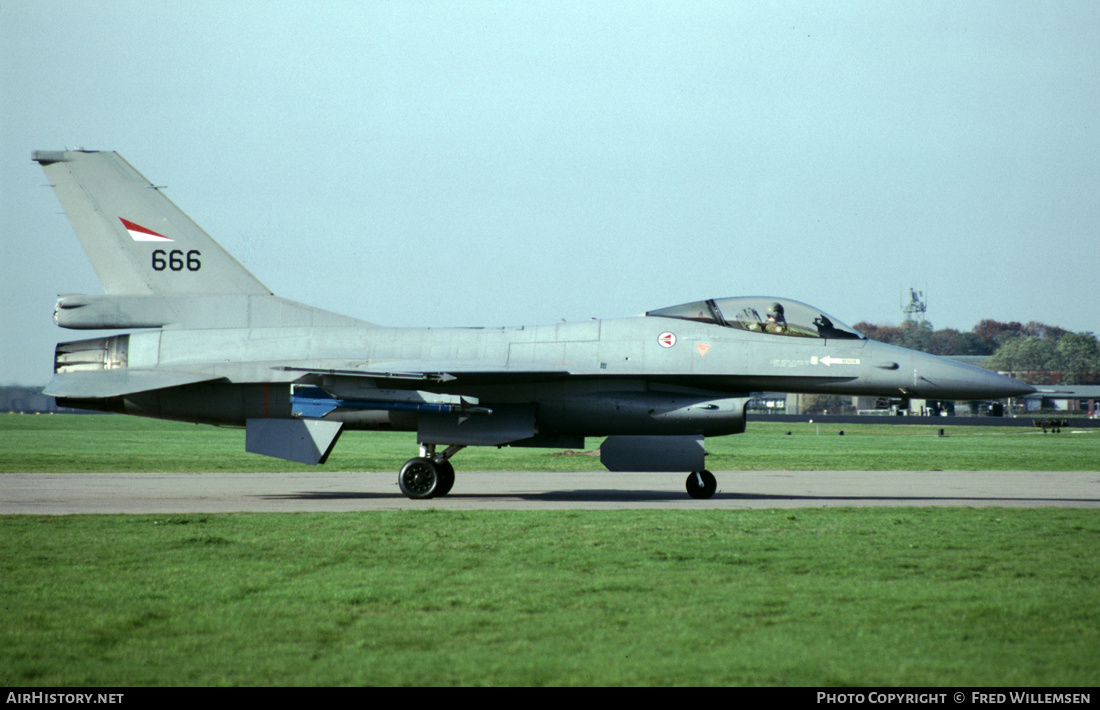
[912,354,1035,400]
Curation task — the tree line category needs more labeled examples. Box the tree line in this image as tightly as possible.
[851,320,1100,385]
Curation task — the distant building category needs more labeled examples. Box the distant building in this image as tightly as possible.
[1025,385,1100,416]
[748,393,788,414]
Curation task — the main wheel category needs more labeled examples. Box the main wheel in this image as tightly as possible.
[685,470,717,499]
[398,457,441,499]
[435,461,456,496]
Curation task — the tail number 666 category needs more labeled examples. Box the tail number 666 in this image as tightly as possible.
[152,249,202,272]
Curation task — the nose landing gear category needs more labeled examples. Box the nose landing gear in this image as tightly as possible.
[685,470,717,499]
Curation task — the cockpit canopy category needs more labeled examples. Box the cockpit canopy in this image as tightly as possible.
[646,297,865,340]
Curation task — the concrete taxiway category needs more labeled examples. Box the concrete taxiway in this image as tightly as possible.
[2,470,1097,514]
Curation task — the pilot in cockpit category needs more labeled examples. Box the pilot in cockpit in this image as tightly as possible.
[765,302,787,334]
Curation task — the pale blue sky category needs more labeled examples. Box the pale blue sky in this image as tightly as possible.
[3,1,1098,384]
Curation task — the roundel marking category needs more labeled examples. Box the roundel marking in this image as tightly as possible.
[658,332,677,348]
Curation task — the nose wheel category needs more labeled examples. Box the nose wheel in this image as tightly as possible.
[685,470,717,499]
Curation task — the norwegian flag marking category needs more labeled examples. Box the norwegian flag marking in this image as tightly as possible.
[119,217,173,242]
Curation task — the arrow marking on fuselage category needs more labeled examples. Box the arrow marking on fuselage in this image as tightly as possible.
[812,356,861,367]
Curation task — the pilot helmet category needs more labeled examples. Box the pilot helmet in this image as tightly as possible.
[767,302,785,319]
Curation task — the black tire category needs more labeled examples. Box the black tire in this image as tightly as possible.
[398,457,441,499]
[685,470,717,499]
[435,461,456,496]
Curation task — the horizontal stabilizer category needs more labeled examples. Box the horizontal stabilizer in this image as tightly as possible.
[43,369,221,399]
[246,418,344,465]
[54,293,372,330]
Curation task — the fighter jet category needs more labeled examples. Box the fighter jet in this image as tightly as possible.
[33,150,1034,499]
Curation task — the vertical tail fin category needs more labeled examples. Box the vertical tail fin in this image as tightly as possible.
[34,150,271,296]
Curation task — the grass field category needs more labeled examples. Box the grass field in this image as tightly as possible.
[2,415,1098,686]
[2,508,1097,686]
[2,413,1098,473]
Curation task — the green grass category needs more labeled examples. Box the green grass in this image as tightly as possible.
[2,414,1097,472]
[2,508,1097,686]
[3,415,1097,686]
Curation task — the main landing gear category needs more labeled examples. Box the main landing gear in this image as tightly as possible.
[685,470,717,499]
[398,444,464,499]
